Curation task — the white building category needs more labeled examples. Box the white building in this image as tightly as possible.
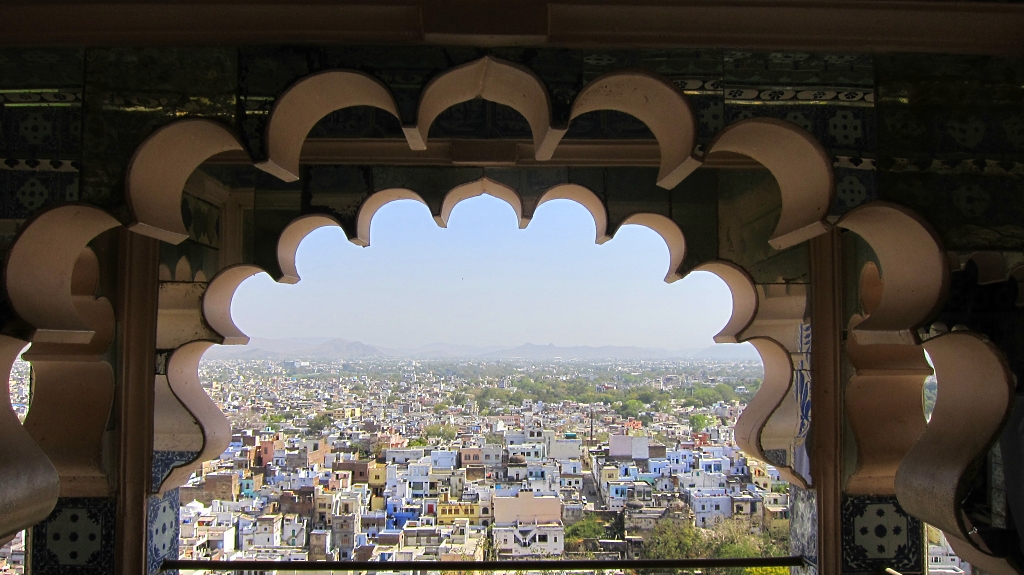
[253,514,283,547]
[492,522,564,558]
[282,514,307,547]
[430,450,458,469]
[928,531,970,574]
[609,435,649,459]
[687,488,732,526]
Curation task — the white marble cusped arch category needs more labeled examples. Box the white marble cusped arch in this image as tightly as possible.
[5,204,120,343]
[354,188,430,247]
[694,261,758,344]
[22,247,117,497]
[156,341,232,495]
[618,213,687,284]
[538,70,698,190]
[534,184,611,245]
[127,119,248,244]
[257,70,402,182]
[837,201,949,346]
[702,118,834,250]
[203,264,267,346]
[697,260,810,487]
[408,56,552,156]
[439,178,526,230]
[1,203,126,540]
[895,331,1014,554]
[277,214,344,284]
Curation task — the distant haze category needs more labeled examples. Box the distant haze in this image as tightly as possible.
[230,195,742,355]
[204,337,761,361]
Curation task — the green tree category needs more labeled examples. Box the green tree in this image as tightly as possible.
[407,437,429,447]
[690,414,712,432]
[423,424,457,441]
[565,515,607,545]
[307,412,333,435]
[643,518,706,560]
[617,399,644,419]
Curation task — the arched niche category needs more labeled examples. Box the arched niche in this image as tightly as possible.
[408,57,552,156]
[537,71,697,190]
[895,331,1014,556]
[534,184,610,245]
[618,213,687,283]
[257,70,402,182]
[5,204,120,344]
[703,118,834,250]
[174,255,193,282]
[127,119,247,244]
[838,201,949,346]
[439,178,526,229]
[0,334,59,542]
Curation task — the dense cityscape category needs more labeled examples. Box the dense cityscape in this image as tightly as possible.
[2,352,958,574]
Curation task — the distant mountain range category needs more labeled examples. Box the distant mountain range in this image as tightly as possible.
[202,337,760,361]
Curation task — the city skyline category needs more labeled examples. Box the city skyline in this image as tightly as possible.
[232,194,736,351]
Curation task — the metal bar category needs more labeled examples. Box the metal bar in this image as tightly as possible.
[163,556,809,572]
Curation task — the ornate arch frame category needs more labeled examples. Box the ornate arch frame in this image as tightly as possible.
[1,54,1017,573]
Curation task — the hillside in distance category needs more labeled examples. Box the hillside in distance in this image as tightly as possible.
[203,337,760,361]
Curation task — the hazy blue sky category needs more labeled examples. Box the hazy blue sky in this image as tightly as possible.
[231,194,735,350]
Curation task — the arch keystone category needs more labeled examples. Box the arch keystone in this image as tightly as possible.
[440,179,526,229]
[409,57,552,157]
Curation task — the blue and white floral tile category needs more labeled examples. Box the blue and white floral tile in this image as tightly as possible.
[794,370,812,442]
[0,167,79,219]
[31,497,116,575]
[832,165,878,215]
[841,495,923,575]
[146,489,179,575]
[151,450,200,493]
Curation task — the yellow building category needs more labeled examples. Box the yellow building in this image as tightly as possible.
[437,499,493,527]
[332,407,362,419]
